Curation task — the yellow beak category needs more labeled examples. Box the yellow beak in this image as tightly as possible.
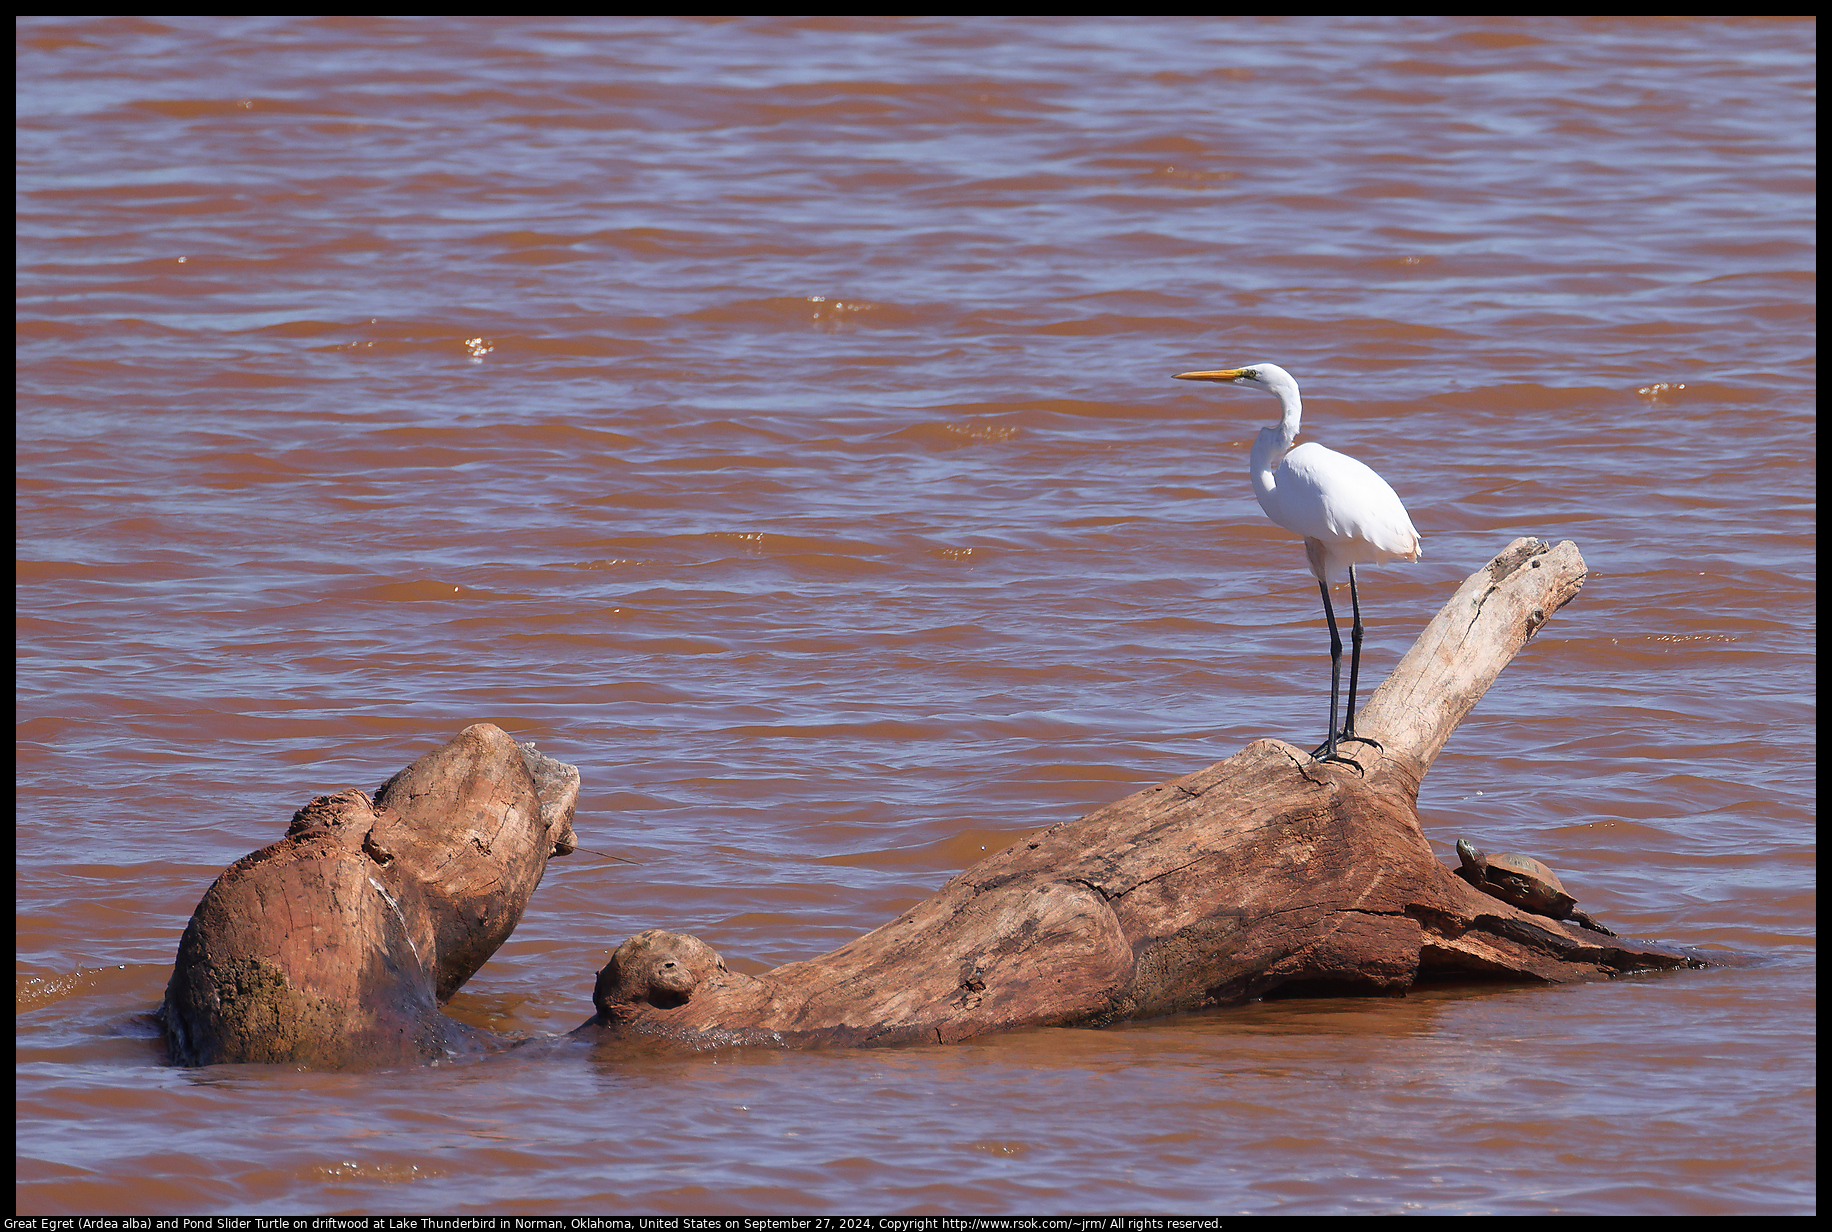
[1174,368,1250,382]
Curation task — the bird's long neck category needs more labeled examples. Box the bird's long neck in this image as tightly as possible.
[1267,378,1302,447]
[1249,382,1303,507]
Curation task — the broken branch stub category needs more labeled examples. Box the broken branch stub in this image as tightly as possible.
[1358,536,1588,773]
[160,723,577,1068]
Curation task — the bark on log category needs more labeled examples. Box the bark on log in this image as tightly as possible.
[576,538,1703,1052]
[160,723,577,1068]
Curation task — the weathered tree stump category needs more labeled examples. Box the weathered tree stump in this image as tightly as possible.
[160,722,577,1068]
[576,538,1701,1051]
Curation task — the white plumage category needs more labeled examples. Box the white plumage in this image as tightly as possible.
[1175,362,1421,762]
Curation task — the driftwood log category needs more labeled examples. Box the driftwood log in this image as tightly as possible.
[161,538,1703,1070]
[575,538,1701,1051]
[160,722,577,1068]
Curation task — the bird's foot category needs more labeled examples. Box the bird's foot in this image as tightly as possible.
[1308,737,1367,772]
[1313,727,1381,754]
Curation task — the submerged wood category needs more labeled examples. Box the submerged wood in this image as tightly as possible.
[577,538,1702,1051]
[160,723,577,1068]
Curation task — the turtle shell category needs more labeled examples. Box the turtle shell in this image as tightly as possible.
[1480,852,1577,919]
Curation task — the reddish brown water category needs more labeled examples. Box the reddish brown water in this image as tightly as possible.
[16,16,1814,1216]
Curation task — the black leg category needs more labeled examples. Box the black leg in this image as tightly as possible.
[1311,577,1344,761]
[1343,565,1363,737]
[1339,565,1383,754]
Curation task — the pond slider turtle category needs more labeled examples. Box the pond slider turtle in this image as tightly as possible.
[1455,838,1615,935]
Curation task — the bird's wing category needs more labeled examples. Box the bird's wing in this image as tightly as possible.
[1278,443,1420,559]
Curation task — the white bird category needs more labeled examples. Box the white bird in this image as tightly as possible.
[1174,362,1421,764]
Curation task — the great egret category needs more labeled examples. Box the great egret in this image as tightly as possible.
[1174,362,1421,764]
